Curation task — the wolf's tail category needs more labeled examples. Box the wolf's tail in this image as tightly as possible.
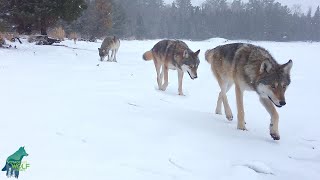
[143,51,153,61]
[2,162,7,171]
[205,49,215,64]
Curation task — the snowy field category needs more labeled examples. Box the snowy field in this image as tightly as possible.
[0,38,319,180]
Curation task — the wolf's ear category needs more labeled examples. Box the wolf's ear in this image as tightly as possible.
[260,60,272,73]
[195,49,200,56]
[282,59,293,74]
[183,50,189,58]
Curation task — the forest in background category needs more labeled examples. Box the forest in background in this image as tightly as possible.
[1,0,320,41]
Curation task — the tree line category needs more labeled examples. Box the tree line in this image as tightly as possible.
[1,0,320,41]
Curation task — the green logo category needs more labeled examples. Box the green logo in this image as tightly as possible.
[8,161,30,171]
[2,146,29,178]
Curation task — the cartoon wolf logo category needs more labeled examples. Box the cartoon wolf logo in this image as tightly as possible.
[98,36,120,62]
[143,40,200,95]
[2,146,29,178]
[205,43,293,140]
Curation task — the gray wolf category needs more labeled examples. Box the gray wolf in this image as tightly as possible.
[98,36,120,62]
[2,146,29,178]
[143,40,200,95]
[205,43,293,140]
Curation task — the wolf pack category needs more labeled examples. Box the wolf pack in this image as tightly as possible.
[99,36,293,141]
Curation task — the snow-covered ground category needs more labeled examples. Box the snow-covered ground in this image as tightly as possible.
[0,38,319,180]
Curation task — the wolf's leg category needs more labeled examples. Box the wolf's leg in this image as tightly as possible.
[160,65,169,91]
[159,65,164,88]
[110,49,114,61]
[216,83,233,115]
[177,69,184,95]
[14,169,19,178]
[215,92,223,115]
[106,51,111,61]
[160,65,164,83]
[4,163,10,177]
[235,84,247,130]
[216,79,233,121]
[7,167,12,177]
[114,49,118,62]
[260,97,280,140]
[154,61,162,89]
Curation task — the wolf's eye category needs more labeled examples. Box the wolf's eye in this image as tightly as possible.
[271,85,276,89]
[283,85,287,89]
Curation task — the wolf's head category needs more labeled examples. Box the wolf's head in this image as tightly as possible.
[257,59,293,108]
[181,49,200,80]
[98,48,109,61]
[10,146,29,161]
[18,146,28,157]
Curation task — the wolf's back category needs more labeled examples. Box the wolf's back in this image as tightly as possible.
[206,43,245,64]
[100,36,118,49]
[143,40,189,61]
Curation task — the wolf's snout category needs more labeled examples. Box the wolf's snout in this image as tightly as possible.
[279,101,286,106]
[194,75,198,79]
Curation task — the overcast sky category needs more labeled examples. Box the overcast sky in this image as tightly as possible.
[164,0,320,13]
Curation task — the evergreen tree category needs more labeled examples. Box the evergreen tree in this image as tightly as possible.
[2,0,320,41]
[109,0,127,37]
[136,13,146,39]
[0,0,87,35]
[312,6,320,40]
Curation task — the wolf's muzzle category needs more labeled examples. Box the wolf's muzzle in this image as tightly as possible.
[279,101,286,106]
[268,96,283,108]
[187,71,197,80]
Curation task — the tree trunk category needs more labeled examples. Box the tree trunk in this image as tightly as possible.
[40,18,48,35]
[40,27,47,35]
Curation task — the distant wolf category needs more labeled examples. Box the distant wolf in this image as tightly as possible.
[2,146,29,178]
[98,36,120,62]
[205,43,293,140]
[143,40,200,96]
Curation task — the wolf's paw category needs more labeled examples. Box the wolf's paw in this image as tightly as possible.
[178,92,185,96]
[226,114,233,121]
[237,125,248,131]
[215,109,222,115]
[270,124,280,140]
[160,84,168,91]
[270,133,280,140]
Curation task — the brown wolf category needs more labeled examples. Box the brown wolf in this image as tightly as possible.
[98,36,120,62]
[205,43,293,140]
[143,40,200,95]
